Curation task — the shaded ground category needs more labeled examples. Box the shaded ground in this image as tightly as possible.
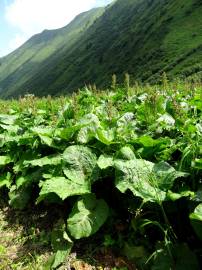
[0,198,135,270]
[0,198,52,269]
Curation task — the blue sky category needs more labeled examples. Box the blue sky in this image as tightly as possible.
[0,0,112,57]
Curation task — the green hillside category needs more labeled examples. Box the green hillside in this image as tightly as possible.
[0,7,105,97]
[0,0,202,98]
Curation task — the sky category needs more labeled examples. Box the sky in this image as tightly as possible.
[0,0,112,57]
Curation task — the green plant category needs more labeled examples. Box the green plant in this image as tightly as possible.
[0,83,201,269]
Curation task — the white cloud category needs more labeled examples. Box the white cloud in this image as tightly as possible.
[8,33,27,51]
[5,0,98,36]
[3,0,111,55]
[0,33,26,57]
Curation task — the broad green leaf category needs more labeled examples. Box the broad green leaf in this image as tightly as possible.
[97,146,136,170]
[16,176,30,188]
[117,146,136,160]
[39,135,53,146]
[97,155,114,169]
[78,127,115,145]
[0,172,11,188]
[31,126,54,136]
[0,156,11,166]
[13,151,40,173]
[16,168,43,188]
[77,114,100,143]
[55,127,75,141]
[190,97,202,111]
[62,145,97,184]
[51,220,73,269]
[153,161,189,190]
[117,113,135,127]
[116,113,137,141]
[193,188,202,202]
[77,126,94,144]
[24,155,62,167]
[78,113,100,127]
[190,203,202,240]
[190,203,202,222]
[0,133,29,146]
[95,128,115,145]
[114,159,166,203]
[31,127,54,146]
[113,151,188,203]
[51,249,69,269]
[18,133,36,145]
[37,177,90,203]
[192,159,202,170]
[0,124,20,133]
[0,179,10,188]
[135,136,172,159]
[137,135,158,147]
[0,114,17,125]
[167,190,194,201]
[77,114,114,145]
[157,114,175,126]
[67,194,109,239]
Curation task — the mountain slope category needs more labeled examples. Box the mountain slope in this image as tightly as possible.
[0,7,105,97]
[0,0,202,98]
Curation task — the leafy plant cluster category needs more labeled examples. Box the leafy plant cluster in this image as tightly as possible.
[0,84,202,269]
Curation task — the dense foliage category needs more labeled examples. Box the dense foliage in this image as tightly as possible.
[0,0,202,98]
[0,82,202,269]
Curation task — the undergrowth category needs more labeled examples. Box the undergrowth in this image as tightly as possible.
[0,81,202,269]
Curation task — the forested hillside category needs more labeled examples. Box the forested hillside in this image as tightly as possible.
[0,0,201,98]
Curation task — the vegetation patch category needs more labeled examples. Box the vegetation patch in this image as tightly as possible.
[0,82,202,269]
